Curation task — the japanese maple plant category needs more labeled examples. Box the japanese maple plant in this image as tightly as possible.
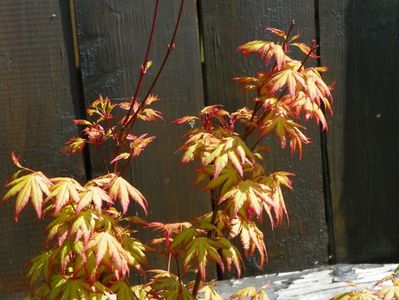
[1,1,333,299]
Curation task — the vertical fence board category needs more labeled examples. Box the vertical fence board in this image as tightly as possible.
[200,0,328,276]
[75,0,209,275]
[0,0,86,298]
[320,0,399,262]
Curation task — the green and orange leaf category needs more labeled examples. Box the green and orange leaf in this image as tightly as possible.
[49,276,93,300]
[86,231,131,279]
[377,282,399,300]
[139,108,164,122]
[238,219,267,269]
[107,175,148,214]
[128,134,156,157]
[110,280,136,299]
[148,270,194,300]
[229,285,269,300]
[331,290,380,300]
[267,64,306,97]
[61,137,87,156]
[2,171,52,221]
[47,177,83,214]
[182,237,225,280]
[172,115,198,125]
[202,134,255,178]
[77,186,112,213]
[237,40,286,70]
[199,282,224,300]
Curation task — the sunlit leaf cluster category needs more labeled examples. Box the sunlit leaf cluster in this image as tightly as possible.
[332,270,399,300]
[169,21,332,297]
[2,20,333,299]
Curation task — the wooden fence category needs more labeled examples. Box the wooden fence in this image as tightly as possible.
[1,0,398,298]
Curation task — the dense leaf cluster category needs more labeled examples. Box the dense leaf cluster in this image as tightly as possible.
[2,19,333,300]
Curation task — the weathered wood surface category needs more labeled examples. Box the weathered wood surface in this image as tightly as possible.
[216,264,398,299]
[0,0,85,298]
[75,0,209,275]
[319,0,399,262]
[200,0,328,276]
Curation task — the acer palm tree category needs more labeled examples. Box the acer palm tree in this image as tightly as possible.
[2,4,335,298]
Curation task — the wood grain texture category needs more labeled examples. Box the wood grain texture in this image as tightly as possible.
[200,0,328,276]
[319,0,399,262]
[216,264,397,299]
[0,0,86,298]
[75,0,210,277]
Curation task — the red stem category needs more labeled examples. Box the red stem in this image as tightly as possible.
[281,19,296,52]
[112,0,160,173]
[243,20,296,141]
[121,0,160,128]
[125,0,186,130]
[249,43,319,150]
[118,0,186,176]
[192,189,219,297]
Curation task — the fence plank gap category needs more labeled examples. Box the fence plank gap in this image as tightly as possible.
[0,0,86,297]
[199,0,329,277]
[75,0,210,280]
[319,0,399,263]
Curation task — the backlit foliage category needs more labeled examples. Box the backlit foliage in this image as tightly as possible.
[2,10,333,299]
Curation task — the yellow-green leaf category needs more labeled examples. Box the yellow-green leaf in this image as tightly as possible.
[2,171,52,221]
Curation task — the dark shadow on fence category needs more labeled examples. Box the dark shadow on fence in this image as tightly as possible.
[342,0,399,262]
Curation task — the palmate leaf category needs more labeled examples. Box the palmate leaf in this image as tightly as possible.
[70,210,97,244]
[178,130,219,164]
[47,177,84,214]
[139,108,164,122]
[28,250,52,285]
[291,42,320,58]
[288,91,329,130]
[302,67,332,103]
[47,206,99,245]
[86,231,131,279]
[61,136,86,156]
[107,175,148,214]
[77,186,112,213]
[237,40,286,70]
[228,285,270,300]
[232,219,267,269]
[218,237,243,277]
[86,95,116,122]
[147,221,192,248]
[202,134,254,178]
[259,172,293,226]
[148,270,194,300]
[131,284,152,300]
[331,290,380,300]
[51,239,85,275]
[260,110,310,158]
[110,280,136,300]
[199,282,224,300]
[127,134,156,157]
[122,236,148,272]
[170,226,198,250]
[172,115,198,125]
[199,105,230,127]
[195,165,241,196]
[182,237,225,281]
[2,171,52,221]
[49,275,93,300]
[266,63,306,97]
[218,179,275,221]
[377,283,399,300]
